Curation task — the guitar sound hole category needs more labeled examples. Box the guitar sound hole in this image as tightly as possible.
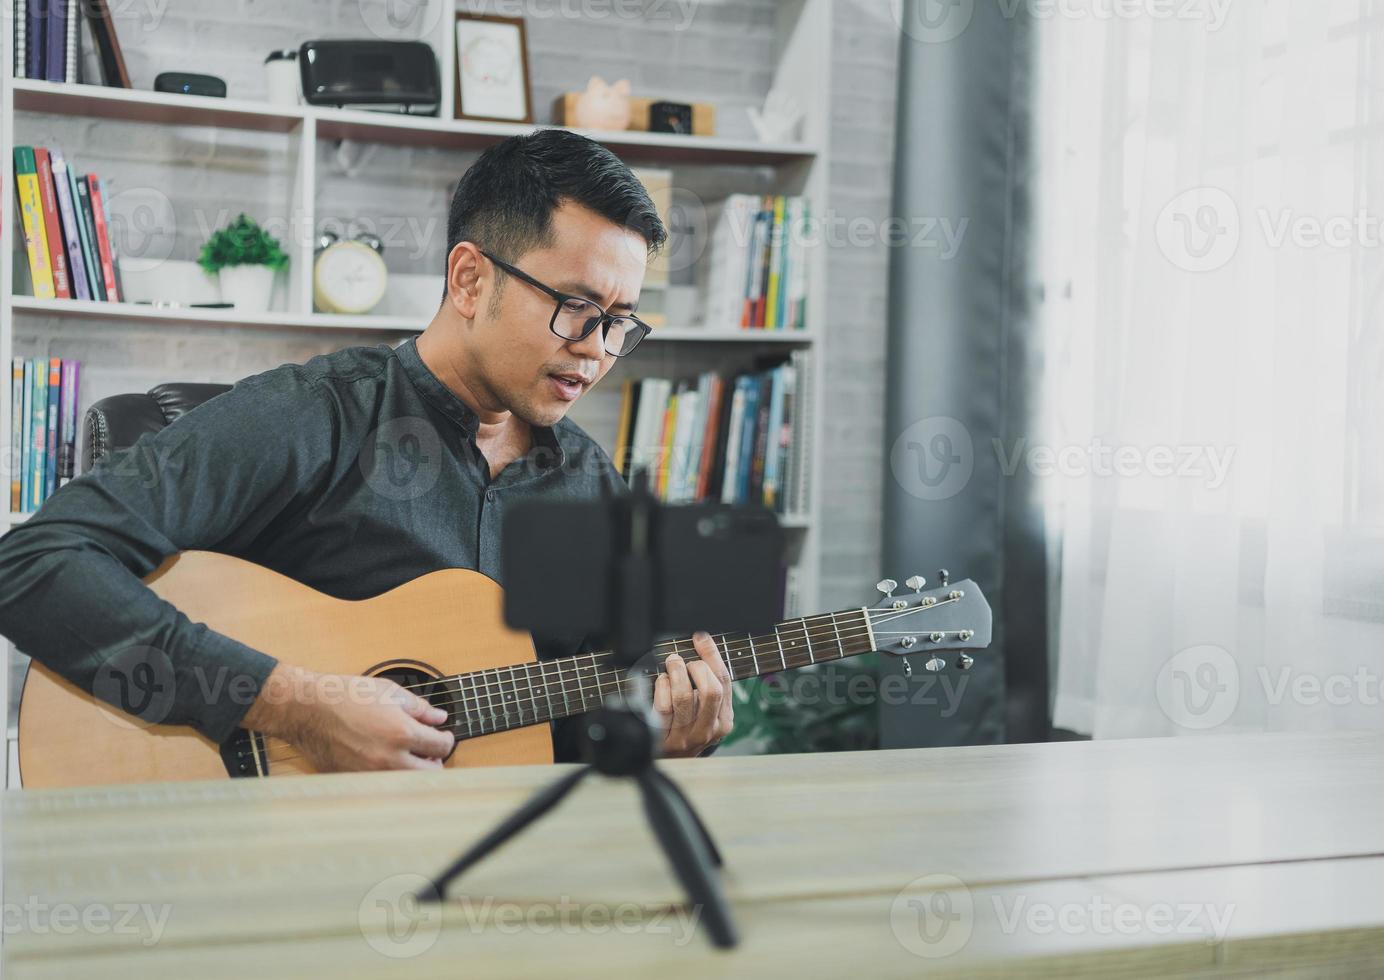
[370,664,463,757]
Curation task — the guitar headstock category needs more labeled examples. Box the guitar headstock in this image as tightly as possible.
[866,571,992,672]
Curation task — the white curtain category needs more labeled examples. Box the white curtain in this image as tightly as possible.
[1037,1,1384,737]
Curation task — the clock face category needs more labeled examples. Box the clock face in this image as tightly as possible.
[315,241,387,314]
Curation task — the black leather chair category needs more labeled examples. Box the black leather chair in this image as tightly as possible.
[80,383,232,474]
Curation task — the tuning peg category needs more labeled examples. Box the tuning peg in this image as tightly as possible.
[938,568,950,586]
[876,578,898,597]
[905,575,926,593]
[924,656,946,673]
[957,652,975,671]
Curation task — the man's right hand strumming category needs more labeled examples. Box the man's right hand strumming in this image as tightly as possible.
[241,664,456,773]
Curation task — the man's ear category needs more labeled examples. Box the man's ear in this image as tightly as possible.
[445,242,485,319]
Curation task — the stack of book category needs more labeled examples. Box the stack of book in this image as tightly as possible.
[703,193,810,331]
[613,350,813,515]
[13,146,123,303]
[9,358,83,514]
[13,0,129,86]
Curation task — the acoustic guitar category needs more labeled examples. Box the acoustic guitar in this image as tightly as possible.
[17,551,991,788]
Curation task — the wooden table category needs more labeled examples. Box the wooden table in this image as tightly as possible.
[5,732,1384,977]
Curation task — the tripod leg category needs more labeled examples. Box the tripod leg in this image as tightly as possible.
[648,767,723,867]
[636,770,739,949]
[418,765,591,902]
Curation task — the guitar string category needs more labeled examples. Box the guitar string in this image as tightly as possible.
[408,600,967,716]
[259,615,973,769]
[259,603,964,765]
[259,603,970,764]
[260,603,974,768]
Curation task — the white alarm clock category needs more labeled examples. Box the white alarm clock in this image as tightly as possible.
[313,231,388,314]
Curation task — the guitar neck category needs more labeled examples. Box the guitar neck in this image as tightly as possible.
[444,609,877,739]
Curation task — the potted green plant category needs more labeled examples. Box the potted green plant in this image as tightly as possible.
[198,213,289,314]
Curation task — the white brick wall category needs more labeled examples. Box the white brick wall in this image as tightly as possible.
[14,0,898,611]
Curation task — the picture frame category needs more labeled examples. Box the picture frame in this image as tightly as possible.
[454,13,533,124]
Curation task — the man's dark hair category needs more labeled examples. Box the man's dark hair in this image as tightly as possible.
[443,129,667,301]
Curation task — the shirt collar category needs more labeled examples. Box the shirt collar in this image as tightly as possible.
[396,337,566,470]
[396,336,481,436]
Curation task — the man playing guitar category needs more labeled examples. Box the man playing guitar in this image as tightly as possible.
[0,130,733,774]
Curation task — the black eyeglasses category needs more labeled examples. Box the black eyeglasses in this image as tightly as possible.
[480,249,652,358]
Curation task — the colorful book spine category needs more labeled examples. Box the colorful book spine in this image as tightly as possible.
[44,358,61,499]
[74,176,106,301]
[88,176,120,301]
[763,367,786,509]
[13,147,56,299]
[25,0,44,80]
[50,149,92,301]
[58,360,80,484]
[20,361,33,512]
[9,359,22,512]
[45,0,68,83]
[69,166,101,300]
[32,149,72,299]
[29,357,47,511]
[765,196,786,329]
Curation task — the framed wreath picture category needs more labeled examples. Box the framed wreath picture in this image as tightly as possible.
[454,13,533,124]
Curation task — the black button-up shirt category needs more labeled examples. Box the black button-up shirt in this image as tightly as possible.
[0,337,625,756]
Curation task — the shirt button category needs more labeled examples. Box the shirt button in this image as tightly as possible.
[485,490,495,502]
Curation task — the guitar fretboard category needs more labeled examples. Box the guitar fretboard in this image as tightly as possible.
[435,609,877,739]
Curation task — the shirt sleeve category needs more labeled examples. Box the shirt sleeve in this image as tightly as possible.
[0,369,340,744]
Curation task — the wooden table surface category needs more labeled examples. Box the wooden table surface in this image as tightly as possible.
[5,732,1384,977]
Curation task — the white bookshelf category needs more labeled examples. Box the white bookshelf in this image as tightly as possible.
[0,0,834,787]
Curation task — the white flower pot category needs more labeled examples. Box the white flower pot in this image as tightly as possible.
[218,264,276,314]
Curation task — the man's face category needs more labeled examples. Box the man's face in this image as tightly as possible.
[459,200,648,428]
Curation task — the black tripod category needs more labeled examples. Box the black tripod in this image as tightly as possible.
[415,690,738,948]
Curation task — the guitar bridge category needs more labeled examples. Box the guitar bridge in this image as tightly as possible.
[219,729,269,778]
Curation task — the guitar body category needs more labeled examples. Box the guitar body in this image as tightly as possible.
[18,551,553,788]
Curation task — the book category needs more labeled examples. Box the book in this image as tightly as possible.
[14,147,56,299]
[720,377,749,503]
[32,149,72,299]
[69,164,102,300]
[25,0,44,80]
[64,0,79,83]
[9,359,22,512]
[44,0,68,82]
[88,175,121,301]
[765,196,786,329]
[612,378,635,479]
[29,357,47,511]
[695,374,725,500]
[75,176,105,301]
[20,360,33,512]
[96,175,125,300]
[87,0,131,87]
[58,360,80,484]
[50,149,92,300]
[45,358,61,499]
[763,366,786,509]
[15,0,27,78]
